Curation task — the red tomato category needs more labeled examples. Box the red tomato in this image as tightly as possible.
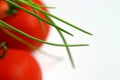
[0,49,42,80]
[0,0,50,52]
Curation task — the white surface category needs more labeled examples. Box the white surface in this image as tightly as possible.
[33,0,120,80]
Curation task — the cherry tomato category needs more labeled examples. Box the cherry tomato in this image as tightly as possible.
[0,49,42,80]
[0,0,50,52]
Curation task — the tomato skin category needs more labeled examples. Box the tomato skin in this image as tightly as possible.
[0,0,9,19]
[0,49,42,80]
[0,0,50,52]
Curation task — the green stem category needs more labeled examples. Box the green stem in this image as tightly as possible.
[0,42,8,59]
[0,20,89,47]
[17,0,93,35]
[5,0,74,36]
[37,5,56,9]
[1,27,63,60]
[44,13,76,68]
[32,8,46,32]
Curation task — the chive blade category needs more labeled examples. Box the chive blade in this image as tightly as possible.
[5,0,74,36]
[17,0,93,35]
[0,20,88,47]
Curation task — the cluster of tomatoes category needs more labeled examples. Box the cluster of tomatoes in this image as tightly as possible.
[0,0,50,80]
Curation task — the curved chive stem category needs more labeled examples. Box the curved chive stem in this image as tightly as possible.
[0,20,88,47]
[0,42,8,59]
[1,27,62,60]
[43,13,75,68]
[1,27,37,49]
[32,8,46,32]
[5,0,74,36]
[29,0,76,67]
[38,5,56,9]
[17,0,93,35]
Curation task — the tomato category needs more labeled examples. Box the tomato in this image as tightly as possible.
[0,0,50,52]
[0,0,9,19]
[0,49,42,80]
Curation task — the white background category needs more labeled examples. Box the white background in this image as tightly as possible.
[33,0,120,80]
